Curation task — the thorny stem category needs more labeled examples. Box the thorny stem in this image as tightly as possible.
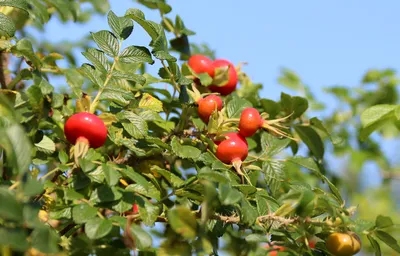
[89,41,122,113]
[124,212,327,227]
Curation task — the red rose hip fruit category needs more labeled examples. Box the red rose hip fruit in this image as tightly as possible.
[239,107,263,137]
[197,95,223,123]
[132,204,139,214]
[188,54,215,77]
[216,132,248,164]
[208,59,238,96]
[64,112,107,148]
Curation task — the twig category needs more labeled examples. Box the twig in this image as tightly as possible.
[161,59,180,93]
[0,51,11,89]
[89,41,122,113]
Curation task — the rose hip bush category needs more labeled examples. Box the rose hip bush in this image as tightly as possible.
[0,1,399,255]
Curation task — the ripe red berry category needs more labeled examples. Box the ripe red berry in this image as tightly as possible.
[64,112,107,148]
[216,132,248,164]
[188,54,215,77]
[132,203,139,214]
[239,107,263,137]
[209,59,238,96]
[265,245,285,256]
[197,95,223,123]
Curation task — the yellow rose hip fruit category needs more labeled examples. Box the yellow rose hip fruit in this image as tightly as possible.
[326,232,361,256]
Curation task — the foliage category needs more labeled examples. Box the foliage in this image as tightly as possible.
[0,0,399,255]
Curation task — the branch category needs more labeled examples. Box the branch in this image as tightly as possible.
[0,51,11,89]
[124,212,321,227]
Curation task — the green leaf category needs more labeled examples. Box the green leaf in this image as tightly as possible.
[198,169,230,183]
[82,48,110,74]
[226,96,252,118]
[119,45,154,64]
[374,230,400,253]
[102,163,122,186]
[139,93,163,112]
[49,207,71,220]
[66,68,85,96]
[278,68,301,90]
[50,0,77,22]
[152,166,184,188]
[260,99,281,118]
[125,183,161,201]
[91,30,120,57]
[72,204,98,224]
[261,132,291,156]
[291,96,308,118]
[108,10,133,40]
[367,235,382,256]
[130,224,153,249]
[79,158,96,173]
[112,70,146,86]
[360,104,397,141]
[85,218,113,239]
[100,86,133,106]
[0,13,15,38]
[256,194,280,215]
[22,178,43,197]
[233,184,257,196]
[80,64,104,87]
[112,191,135,213]
[31,225,60,253]
[171,137,201,159]
[294,125,324,159]
[137,0,172,14]
[240,198,258,225]
[0,227,28,251]
[58,150,69,164]
[375,215,394,229]
[322,175,344,205]
[0,124,32,175]
[152,49,177,62]
[262,160,285,196]
[170,35,191,60]
[288,156,321,176]
[310,117,342,145]
[122,167,161,200]
[26,85,43,112]
[34,135,55,154]
[167,207,197,239]
[137,198,160,226]
[125,8,161,40]
[219,184,242,205]
[12,39,41,68]
[90,185,122,203]
[0,187,23,222]
[118,111,148,139]
[29,0,50,23]
[0,0,29,12]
